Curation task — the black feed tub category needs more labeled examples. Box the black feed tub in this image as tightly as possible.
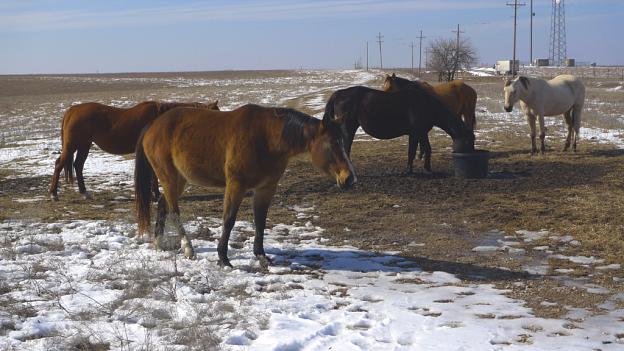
[452,149,490,179]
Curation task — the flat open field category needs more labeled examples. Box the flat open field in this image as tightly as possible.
[1,69,624,350]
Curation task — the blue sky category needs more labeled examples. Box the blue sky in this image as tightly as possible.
[0,0,622,74]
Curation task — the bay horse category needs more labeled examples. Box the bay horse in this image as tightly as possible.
[134,104,356,268]
[49,100,219,200]
[382,73,477,130]
[504,75,585,154]
[323,83,474,174]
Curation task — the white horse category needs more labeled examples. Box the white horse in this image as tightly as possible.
[503,75,585,154]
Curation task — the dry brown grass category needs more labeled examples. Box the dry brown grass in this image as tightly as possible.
[1,71,623,320]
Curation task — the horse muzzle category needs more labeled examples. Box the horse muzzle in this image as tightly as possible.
[337,171,357,190]
[504,105,513,112]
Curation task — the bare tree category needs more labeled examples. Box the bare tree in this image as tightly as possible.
[428,38,477,82]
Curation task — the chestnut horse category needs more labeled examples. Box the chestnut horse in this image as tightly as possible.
[135,104,356,268]
[49,100,219,200]
[323,84,474,174]
[383,73,477,130]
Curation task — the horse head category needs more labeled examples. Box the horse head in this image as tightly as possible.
[452,130,476,153]
[503,76,529,112]
[382,73,413,92]
[196,100,220,111]
[382,74,434,95]
[312,116,357,189]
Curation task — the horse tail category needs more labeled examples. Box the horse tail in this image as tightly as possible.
[465,84,478,130]
[322,93,336,122]
[135,126,153,236]
[61,109,74,183]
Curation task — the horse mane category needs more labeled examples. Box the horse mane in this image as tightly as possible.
[275,107,320,150]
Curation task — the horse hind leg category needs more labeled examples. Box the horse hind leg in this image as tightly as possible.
[159,177,194,259]
[420,134,433,173]
[526,113,538,155]
[153,194,168,250]
[572,104,583,152]
[49,147,75,200]
[49,155,65,201]
[538,115,547,154]
[406,133,417,174]
[563,110,573,152]
[73,145,92,199]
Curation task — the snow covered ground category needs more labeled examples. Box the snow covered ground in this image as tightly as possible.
[2,70,624,350]
[2,216,624,350]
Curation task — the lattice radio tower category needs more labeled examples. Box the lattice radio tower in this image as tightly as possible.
[549,0,567,66]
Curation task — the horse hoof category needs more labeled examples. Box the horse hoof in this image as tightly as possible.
[153,238,164,251]
[257,255,273,268]
[183,246,195,260]
[50,193,59,201]
[82,192,92,200]
[218,259,233,268]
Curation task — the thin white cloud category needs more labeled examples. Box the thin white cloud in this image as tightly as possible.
[0,0,505,32]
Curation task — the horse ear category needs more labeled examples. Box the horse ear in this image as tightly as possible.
[392,73,396,78]
[334,116,345,125]
[519,76,529,89]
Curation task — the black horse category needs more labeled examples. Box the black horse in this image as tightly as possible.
[323,83,474,173]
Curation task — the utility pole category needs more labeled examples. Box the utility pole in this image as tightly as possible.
[417,30,426,77]
[376,32,384,69]
[366,41,369,71]
[530,0,534,65]
[507,0,526,76]
[409,42,415,73]
[451,24,464,78]
[452,24,464,53]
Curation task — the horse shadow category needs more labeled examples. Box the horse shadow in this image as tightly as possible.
[589,148,624,158]
[264,246,536,282]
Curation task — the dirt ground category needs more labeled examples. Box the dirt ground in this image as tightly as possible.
[1,70,623,321]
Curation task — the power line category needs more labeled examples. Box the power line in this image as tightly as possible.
[376,32,384,69]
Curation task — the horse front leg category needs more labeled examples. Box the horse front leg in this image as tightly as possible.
[218,181,245,268]
[252,182,278,268]
[538,114,547,154]
[526,113,537,155]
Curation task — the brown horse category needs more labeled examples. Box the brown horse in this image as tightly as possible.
[49,100,219,200]
[383,73,477,130]
[323,83,474,174]
[135,104,356,268]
